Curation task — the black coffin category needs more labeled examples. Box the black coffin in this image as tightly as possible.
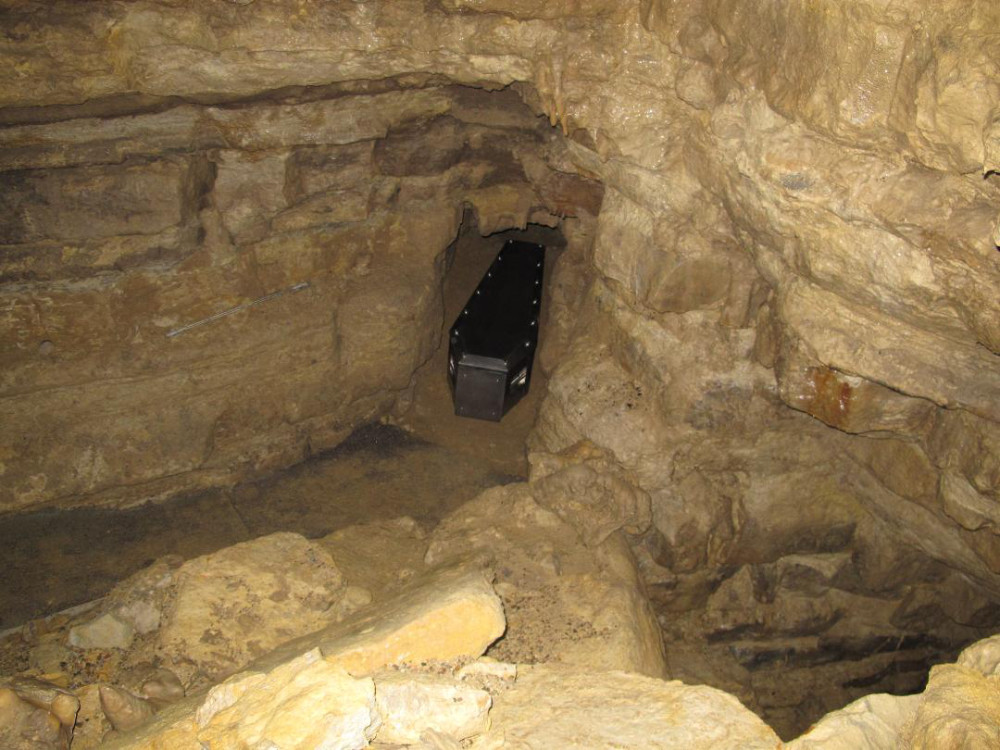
[448,240,545,421]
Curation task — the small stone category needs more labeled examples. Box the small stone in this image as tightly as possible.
[114,600,161,635]
[68,613,135,651]
[374,672,492,744]
[0,685,66,750]
[139,668,185,707]
[457,658,517,682]
[99,685,156,733]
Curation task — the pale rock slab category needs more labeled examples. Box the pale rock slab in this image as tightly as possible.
[112,533,346,682]
[114,600,162,637]
[785,692,921,749]
[903,664,1000,749]
[958,634,1000,677]
[254,563,506,676]
[196,650,379,750]
[320,566,505,676]
[471,663,781,749]
[68,612,135,651]
[374,671,491,744]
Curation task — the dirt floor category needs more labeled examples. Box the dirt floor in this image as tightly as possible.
[0,223,562,634]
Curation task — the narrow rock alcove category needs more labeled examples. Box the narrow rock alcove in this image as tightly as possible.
[2,2,1000,749]
[396,215,567,477]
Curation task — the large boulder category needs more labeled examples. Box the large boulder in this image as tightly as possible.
[902,664,1000,750]
[470,663,781,750]
[426,479,667,678]
[77,533,349,686]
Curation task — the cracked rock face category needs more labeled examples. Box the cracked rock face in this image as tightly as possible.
[2,0,999,739]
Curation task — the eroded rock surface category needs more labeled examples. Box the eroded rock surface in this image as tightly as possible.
[75,532,349,687]
[471,663,781,750]
[426,476,667,678]
[0,505,997,749]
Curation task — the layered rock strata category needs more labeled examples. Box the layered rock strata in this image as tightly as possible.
[0,83,598,513]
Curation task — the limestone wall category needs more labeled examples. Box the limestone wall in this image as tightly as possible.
[0,79,596,512]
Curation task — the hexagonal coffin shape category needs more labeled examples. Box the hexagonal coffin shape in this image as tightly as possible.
[448,240,545,422]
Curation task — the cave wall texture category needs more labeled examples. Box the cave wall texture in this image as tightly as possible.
[0,78,594,511]
[2,0,1000,727]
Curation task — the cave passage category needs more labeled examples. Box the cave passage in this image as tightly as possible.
[0,222,563,636]
[2,5,999,740]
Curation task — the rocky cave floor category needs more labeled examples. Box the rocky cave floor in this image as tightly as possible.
[4,407,998,749]
[0,422,520,637]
